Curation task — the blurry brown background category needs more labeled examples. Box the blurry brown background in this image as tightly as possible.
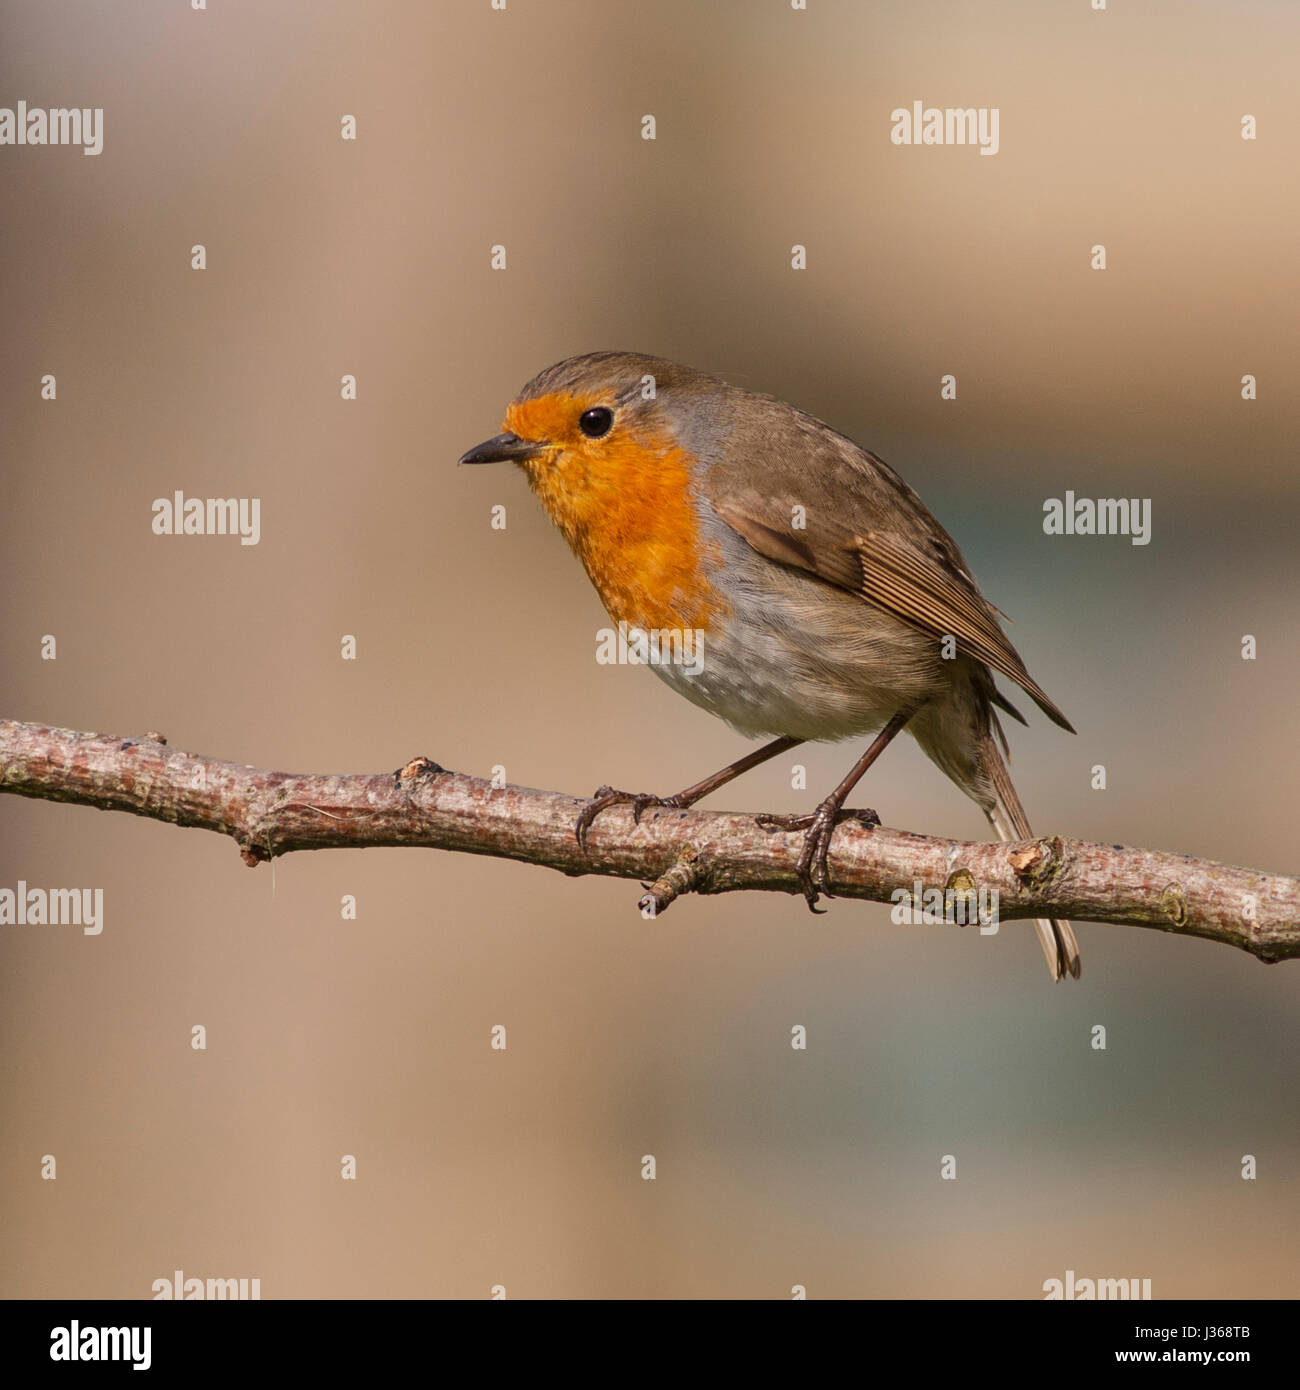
[2,0,1298,1298]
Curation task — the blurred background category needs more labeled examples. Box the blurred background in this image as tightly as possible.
[2,0,1298,1298]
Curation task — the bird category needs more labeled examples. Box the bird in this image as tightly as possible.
[459,351,1081,980]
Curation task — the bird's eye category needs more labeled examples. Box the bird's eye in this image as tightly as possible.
[579,406,614,438]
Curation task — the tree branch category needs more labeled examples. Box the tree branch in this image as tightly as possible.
[1,719,1295,964]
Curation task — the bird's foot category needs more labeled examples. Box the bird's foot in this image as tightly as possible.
[574,786,688,850]
[757,804,880,912]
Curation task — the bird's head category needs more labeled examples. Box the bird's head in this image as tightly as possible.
[459,352,714,544]
[458,351,726,628]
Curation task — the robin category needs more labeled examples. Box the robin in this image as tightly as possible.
[459,351,1081,981]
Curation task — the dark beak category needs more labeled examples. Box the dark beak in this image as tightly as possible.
[457,432,545,465]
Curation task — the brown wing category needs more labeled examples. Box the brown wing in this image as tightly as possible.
[706,407,1074,733]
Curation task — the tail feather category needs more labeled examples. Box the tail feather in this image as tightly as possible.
[983,732,1081,982]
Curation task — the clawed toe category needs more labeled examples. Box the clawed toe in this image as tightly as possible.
[574,786,682,849]
[759,804,880,912]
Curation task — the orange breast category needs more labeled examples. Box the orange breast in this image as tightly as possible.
[506,398,724,633]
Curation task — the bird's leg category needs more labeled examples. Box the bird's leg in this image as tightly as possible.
[574,735,803,850]
[758,710,913,912]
